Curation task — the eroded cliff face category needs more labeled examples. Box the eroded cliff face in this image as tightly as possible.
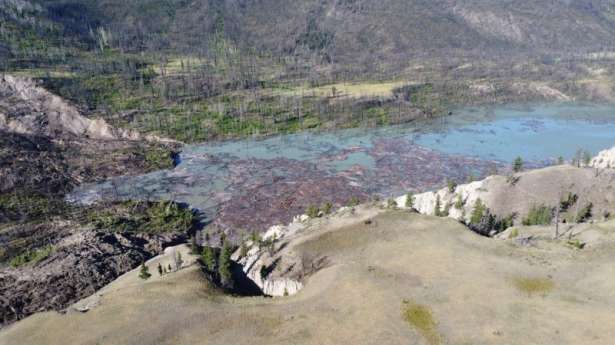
[396,179,489,223]
[232,216,309,297]
[0,75,173,142]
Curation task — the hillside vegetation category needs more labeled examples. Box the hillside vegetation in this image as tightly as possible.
[3,0,615,141]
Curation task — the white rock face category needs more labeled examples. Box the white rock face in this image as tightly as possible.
[232,217,308,297]
[591,146,615,169]
[394,179,491,223]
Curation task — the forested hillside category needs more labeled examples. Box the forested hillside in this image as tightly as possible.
[3,0,615,142]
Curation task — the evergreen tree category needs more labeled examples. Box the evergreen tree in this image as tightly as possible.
[139,263,151,280]
[512,156,523,173]
[454,194,464,210]
[202,246,217,272]
[405,192,414,208]
[218,242,233,286]
[157,263,163,276]
[434,195,442,216]
[470,198,487,225]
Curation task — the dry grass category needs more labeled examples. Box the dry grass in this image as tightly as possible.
[275,80,409,99]
[3,211,615,345]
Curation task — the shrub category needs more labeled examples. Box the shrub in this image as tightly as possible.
[567,239,585,249]
[559,192,578,212]
[306,204,320,218]
[139,263,151,280]
[348,196,360,207]
[321,202,333,215]
[387,198,398,209]
[522,204,553,226]
[447,179,457,193]
[576,202,593,223]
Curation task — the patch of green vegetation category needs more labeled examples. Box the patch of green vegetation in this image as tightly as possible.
[567,239,585,250]
[306,204,320,218]
[576,203,593,223]
[405,192,414,209]
[402,300,442,345]
[347,196,361,207]
[9,245,54,268]
[508,228,519,239]
[469,198,487,225]
[0,193,72,223]
[321,202,333,215]
[513,277,554,297]
[139,263,152,280]
[87,200,194,234]
[522,204,553,226]
[144,146,176,170]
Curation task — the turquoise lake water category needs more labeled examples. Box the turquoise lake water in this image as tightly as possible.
[69,103,615,229]
[186,103,615,167]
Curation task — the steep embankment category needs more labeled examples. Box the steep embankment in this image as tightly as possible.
[3,209,615,345]
[0,75,173,142]
[233,159,615,297]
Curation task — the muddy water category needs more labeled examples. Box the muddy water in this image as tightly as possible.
[69,103,615,237]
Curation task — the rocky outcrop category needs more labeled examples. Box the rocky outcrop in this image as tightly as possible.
[0,75,172,143]
[231,214,317,297]
[396,179,489,223]
[395,163,615,234]
[591,146,615,169]
[0,229,183,327]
